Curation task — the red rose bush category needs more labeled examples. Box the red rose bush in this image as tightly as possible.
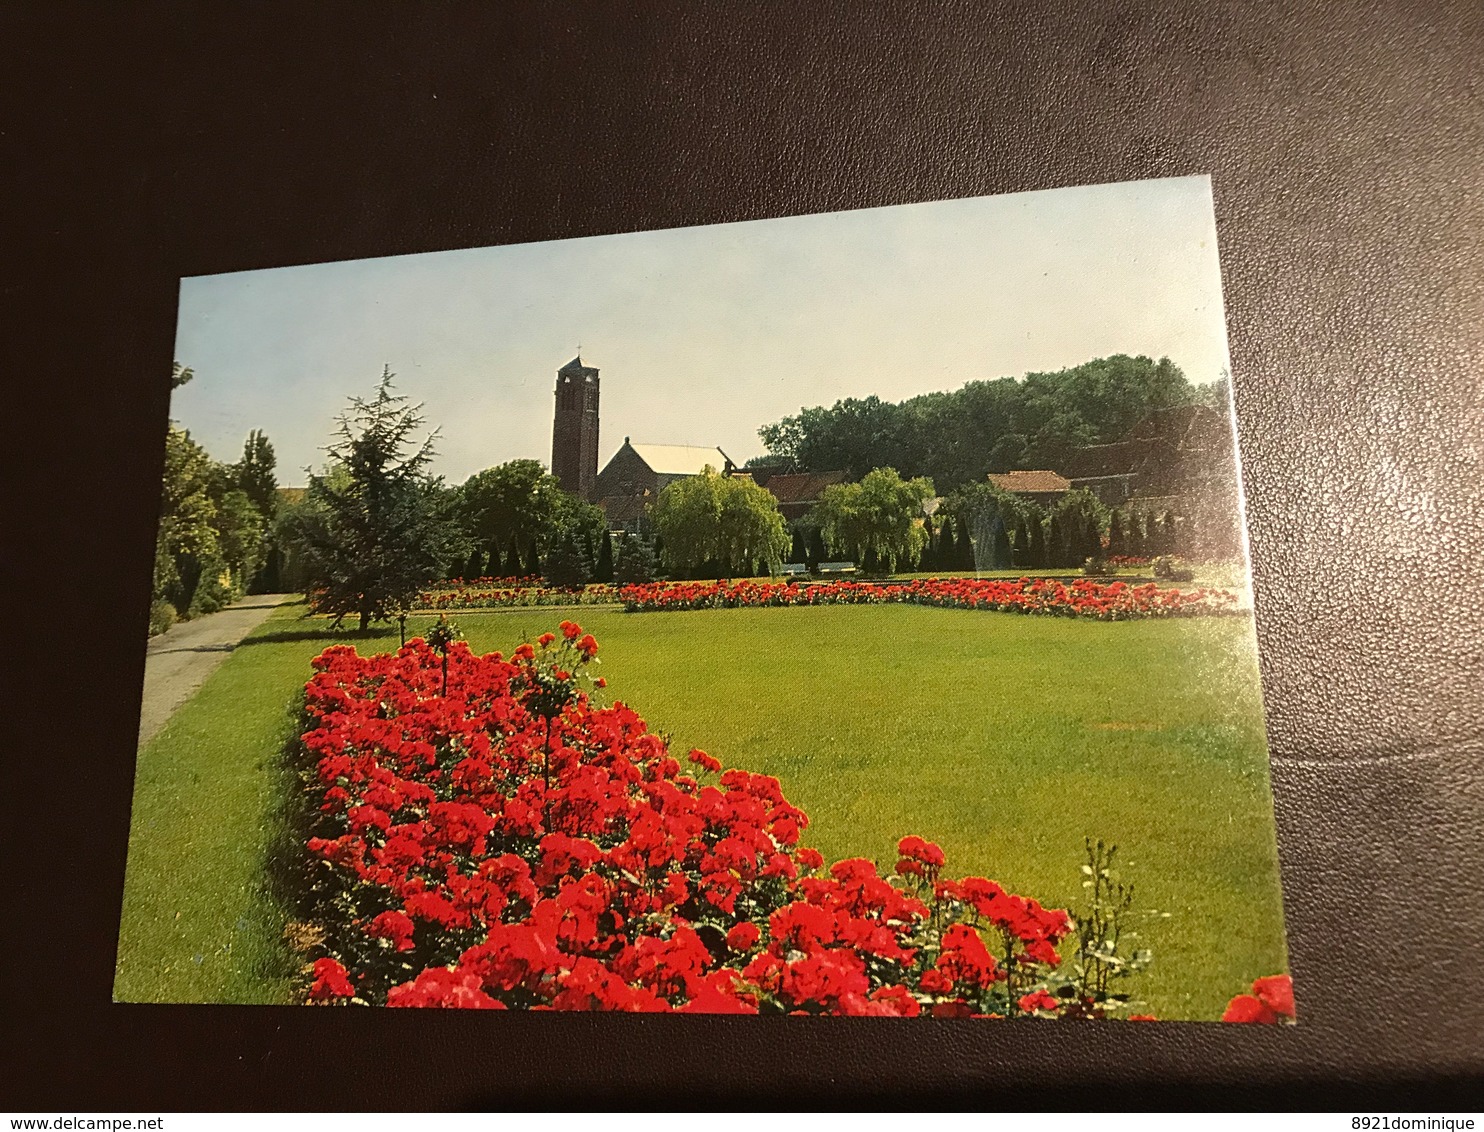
[295,622,1113,1015]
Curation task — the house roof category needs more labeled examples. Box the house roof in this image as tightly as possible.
[987,470,1071,495]
[759,470,847,504]
[626,442,733,476]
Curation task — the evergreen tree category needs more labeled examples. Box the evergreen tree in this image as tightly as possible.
[235,429,279,520]
[464,547,485,581]
[1028,517,1046,569]
[1127,513,1145,560]
[594,530,615,583]
[956,515,975,570]
[992,515,1012,570]
[1082,512,1103,562]
[789,527,807,565]
[938,521,956,572]
[614,535,657,585]
[806,529,826,570]
[1046,488,1108,568]
[1108,510,1126,557]
[524,537,541,578]
[1048,515,1065,568]
[287,369,462,631]
[544,526,593,589]
[1163,511,1178,557]
[1147,512,1166,557]
[918,518,936,572]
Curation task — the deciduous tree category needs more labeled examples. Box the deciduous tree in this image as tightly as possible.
[651,467,788,577]
[812,467,934,574]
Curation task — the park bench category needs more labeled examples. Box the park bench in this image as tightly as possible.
[778,562,809,577]
[816,561,858,576]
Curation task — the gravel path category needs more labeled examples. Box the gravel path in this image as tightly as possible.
[137,593,294,748]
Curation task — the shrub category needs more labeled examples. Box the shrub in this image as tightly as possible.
[1082,557,1116,577]
[188,567,238,617]
[1151,556,1195,583]
[148,599,178,636]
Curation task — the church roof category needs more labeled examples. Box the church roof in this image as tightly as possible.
[626,442,733,476]
[559,356,597,375]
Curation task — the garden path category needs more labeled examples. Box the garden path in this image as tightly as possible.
[137,593,294,748]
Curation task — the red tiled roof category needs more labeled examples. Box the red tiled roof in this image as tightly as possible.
[987,470,1071,494]
[760,470,846,504]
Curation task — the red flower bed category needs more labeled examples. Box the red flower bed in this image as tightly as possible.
[413,581,620,610]
[619,577,1239,620]
[295,624,1116,1015]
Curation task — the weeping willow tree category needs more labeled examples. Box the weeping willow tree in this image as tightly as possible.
[812,467,935,574]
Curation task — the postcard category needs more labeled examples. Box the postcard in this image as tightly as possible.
[118,175,1293,1023]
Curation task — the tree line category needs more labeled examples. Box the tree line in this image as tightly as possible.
[151,364,280,634]
[154,362,1221,636]
[753,353,1227,490]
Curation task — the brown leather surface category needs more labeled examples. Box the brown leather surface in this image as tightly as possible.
[8,1,1482,1108]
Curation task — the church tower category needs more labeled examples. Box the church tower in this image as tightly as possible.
[551,355,600,501]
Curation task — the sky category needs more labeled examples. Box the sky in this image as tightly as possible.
[170,175,1233,486]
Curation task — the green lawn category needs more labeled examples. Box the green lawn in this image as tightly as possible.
[116,599,1287,1019]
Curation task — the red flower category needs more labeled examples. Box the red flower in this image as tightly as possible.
[1252,974,1295,1018]
[387,966,504,1009]
[1017,989,1060,1014]
[308,957,354,1000]
[897,835,946,868]
[1221,994,1276,1023]
[726,922,761,952]
[1222,973,1295,1023]
[366,910,416,952]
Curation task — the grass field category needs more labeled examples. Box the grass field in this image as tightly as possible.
[116,598,1288,1019]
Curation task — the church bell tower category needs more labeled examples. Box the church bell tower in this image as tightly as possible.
[551,355,600,501]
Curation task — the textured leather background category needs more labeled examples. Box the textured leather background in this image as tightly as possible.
[8,1,1482,1108]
